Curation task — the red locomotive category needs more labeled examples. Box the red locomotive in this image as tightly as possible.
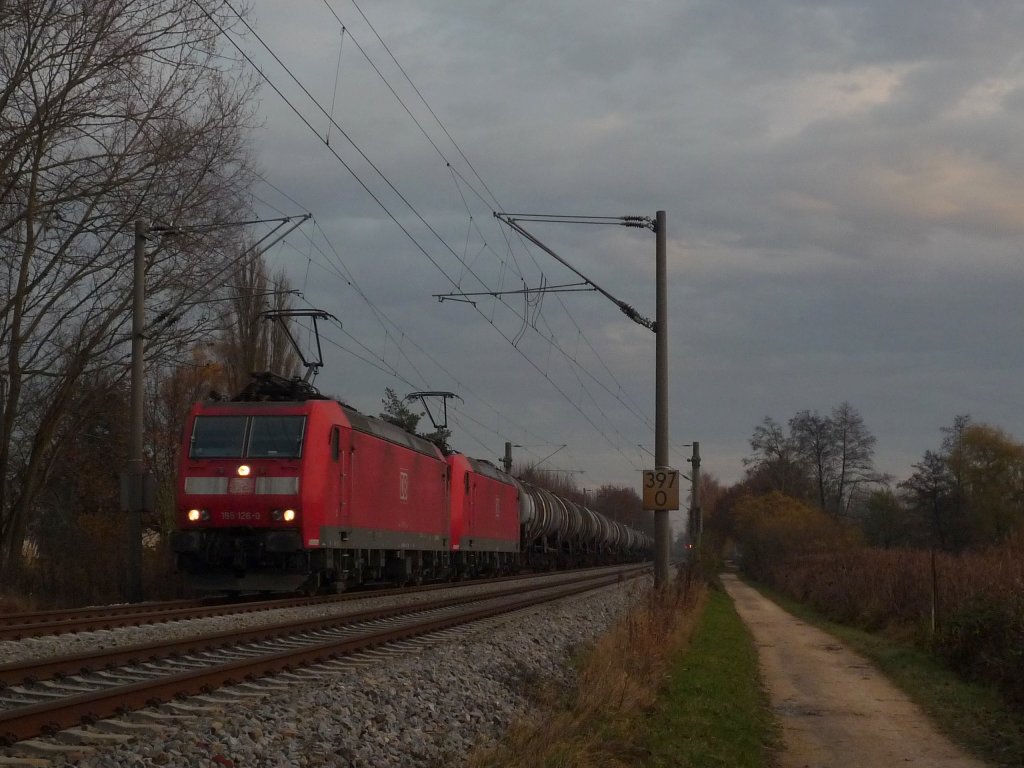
[447,453,520,576]
[173,374,651,592]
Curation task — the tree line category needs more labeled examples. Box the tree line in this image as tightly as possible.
[880,415,1024,552]
[743,401,882,517]
[709,404,1024,558]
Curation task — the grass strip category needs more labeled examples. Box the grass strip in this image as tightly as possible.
[467,577,780,768]
[641,585,779,767]
[467,576,705,768]
[749,579,1024,768]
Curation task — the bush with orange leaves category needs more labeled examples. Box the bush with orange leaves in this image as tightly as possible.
[733,491,859,585]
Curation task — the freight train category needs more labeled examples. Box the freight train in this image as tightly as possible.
[171,374,651,593]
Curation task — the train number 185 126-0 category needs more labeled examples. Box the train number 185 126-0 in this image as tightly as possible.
[220,510,262,522]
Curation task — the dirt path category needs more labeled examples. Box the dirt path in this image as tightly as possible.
[721,574,988,768]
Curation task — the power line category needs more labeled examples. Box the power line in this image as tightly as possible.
[216,1,500,297]
[301,3,651,432]
[495,213,656,332]
[206,1,648,469]
[345,0,506,212]
[279,222,608,454]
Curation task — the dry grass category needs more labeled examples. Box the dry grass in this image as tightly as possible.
[6,517,182,609]
[0,591,36,614]
[466,567,706,768]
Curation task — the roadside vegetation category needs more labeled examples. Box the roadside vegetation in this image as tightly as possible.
[706,405,1024,766]
[467,569,779,768]
[642,584,779,767]
[744,536,1024,709]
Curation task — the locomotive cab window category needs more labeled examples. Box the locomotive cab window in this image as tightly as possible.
[189,415,306,459]
[248,416,306,458]
[190,416,246,458]
[330,426,340,461]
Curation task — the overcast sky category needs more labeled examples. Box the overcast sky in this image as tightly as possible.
[235,0,1024,512]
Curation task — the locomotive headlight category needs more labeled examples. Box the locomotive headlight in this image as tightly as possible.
[283,509,296,522]
[271,509,282,521]
[187,509,201,522]
[237,464,251,477]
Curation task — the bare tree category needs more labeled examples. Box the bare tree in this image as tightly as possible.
[830,401,878,515]
[789,410,835,513]
[940,414,971,541]
[0,0,258,576]
[218,245,301,395]
[744,416,807,496]
[786,403,878,516]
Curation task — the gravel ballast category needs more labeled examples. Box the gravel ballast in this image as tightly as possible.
[8,575,650,767]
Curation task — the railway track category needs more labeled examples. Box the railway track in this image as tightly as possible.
[0,566,622,641]
[0,585,435,641]
[0,565,644,749]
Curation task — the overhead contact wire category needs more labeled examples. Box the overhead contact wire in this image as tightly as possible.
[206,2,643,467]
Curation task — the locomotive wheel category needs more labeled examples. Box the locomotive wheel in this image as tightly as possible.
[299,572,323,596]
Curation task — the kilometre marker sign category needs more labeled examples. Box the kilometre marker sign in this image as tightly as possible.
[642,469,680,511]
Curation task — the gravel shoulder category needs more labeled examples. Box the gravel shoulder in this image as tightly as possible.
[722,574,988,768]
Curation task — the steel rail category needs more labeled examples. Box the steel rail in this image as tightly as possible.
[0,572,638,746]
[0,591,400,639]
[0,598,212,627]
[0,565,633,639]
[0,566,644,688]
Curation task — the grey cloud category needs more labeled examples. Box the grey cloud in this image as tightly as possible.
[246,0,1024,490]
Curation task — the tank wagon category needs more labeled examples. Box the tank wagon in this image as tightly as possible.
[173,378,651,592]
[516,479,649,570]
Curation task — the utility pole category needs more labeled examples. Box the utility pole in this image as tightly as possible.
[125,219,149,603]
[120,213,308,602]
[502,441,513,474]
[654,210,669,588]
[689,441,701,558]
[489,210,669,584]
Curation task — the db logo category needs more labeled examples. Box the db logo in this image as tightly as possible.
[399,470,409,502]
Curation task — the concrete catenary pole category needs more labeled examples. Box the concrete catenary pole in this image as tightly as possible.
[126,218,147,603]
[691,441,701,556]
[654,210,669,588]
[502,441,513,475]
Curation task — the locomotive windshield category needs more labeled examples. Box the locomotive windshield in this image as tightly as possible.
[190,416,246,458]
[248,416,305,458]
[189,415,306,459]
